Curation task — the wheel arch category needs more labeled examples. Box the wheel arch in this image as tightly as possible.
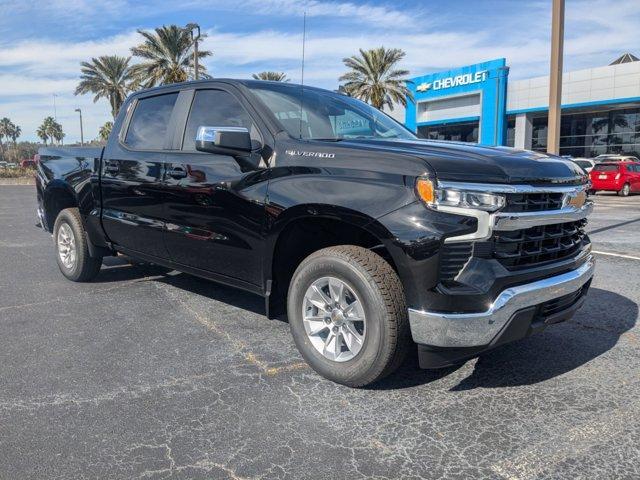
[43,180,79,232]
[264,204,398,318]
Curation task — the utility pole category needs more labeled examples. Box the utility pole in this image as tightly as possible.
[75,108,84,146]
[547,0,565,155]
[188,23,201,80]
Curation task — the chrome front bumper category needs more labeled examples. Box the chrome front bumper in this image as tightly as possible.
[408,255,595,348]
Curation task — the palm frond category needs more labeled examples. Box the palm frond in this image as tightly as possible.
[75,55,133,118]
[131,25,213,87]
[252,71,289,81]
[339,47,412,110]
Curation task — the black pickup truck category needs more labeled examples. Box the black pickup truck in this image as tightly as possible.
[36,79,594,387]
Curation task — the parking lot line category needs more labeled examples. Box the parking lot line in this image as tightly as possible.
[592,250,640,261]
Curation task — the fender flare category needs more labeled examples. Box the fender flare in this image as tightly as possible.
[261,203,397,288]
[42,180,80,231]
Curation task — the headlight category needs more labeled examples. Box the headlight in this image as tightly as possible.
[415,178,505,212]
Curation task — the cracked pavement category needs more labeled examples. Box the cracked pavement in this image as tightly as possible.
[1,186,639,479]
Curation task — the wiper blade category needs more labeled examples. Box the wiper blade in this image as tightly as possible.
[309,137,344,142]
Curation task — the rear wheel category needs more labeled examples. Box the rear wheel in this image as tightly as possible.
[618,183,631,197]
[53,208,102,282]
[287,245,410,387]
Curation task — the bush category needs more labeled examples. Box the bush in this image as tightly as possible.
[0,166,36,178]
[0,142,39,163]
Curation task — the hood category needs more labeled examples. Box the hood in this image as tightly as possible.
[326,138,587,185]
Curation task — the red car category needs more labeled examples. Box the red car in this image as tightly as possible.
[589,162,640,196]
[20,159,37,168]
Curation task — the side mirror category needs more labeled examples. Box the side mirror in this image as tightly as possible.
[195,126,253,155]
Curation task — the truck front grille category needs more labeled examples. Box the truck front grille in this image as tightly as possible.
[492,218,587,269]
[438,218,588,281]
[503,192,564,212]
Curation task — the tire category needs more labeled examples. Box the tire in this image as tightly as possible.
[287,245,410,387]
[53,208,102,282]
[618,183,631,197]
[587,189,596,196]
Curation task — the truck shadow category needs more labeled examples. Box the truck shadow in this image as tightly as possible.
[156,270,266,315]
[97,256,266,314]
[375,288,637,391]
[95,260,637,392]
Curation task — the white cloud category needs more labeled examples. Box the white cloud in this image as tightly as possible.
[2,94,112,146]
[239,0,421,28]
[1,0,640,142]
[0,31,140,76]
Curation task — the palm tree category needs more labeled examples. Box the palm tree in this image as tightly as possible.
[0,117,11,158]
[252,71,289,82]
[99,121,113,142]
[131,25,212,88]
[9,123,21,146]
[36,122,50,145]
[50,122,65,145]
[37,117,64,146]
[75,55,133,119]
[339,47,413,111]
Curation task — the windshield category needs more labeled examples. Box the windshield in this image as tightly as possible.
[575,160,592,169]
[249,83,416,141]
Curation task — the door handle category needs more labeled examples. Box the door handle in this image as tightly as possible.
[105,161,119,175]
[169,166,188,179]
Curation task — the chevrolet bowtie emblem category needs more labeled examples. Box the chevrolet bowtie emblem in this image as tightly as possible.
[416,82,431,92]
[565,190,586,209]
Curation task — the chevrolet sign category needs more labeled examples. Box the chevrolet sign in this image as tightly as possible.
[416,71,488,92]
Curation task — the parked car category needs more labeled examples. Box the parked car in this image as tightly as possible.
[572,158,595,173]
[594,154,639,163]
[35,79,594,387]
[20,158,38,168]
[0,161,7,169]
[5,162,17,169]
[589,162,640,196]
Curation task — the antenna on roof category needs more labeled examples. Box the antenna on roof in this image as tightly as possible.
[299,11,307,140]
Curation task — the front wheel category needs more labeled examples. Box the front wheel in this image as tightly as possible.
[287,246,410,387]
[618,183,631,197]
[53,208,102,282]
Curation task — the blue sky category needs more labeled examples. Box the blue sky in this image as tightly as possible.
[1,0,639,143]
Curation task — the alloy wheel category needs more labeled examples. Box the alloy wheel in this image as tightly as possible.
[57,223,76,269]
[302,276,366,362]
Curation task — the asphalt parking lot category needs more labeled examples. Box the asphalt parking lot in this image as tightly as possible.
[1,185,639,480]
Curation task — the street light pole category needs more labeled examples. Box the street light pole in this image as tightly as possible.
[74,108,84,146]
[547,0,565,155]
[188,24,201,80]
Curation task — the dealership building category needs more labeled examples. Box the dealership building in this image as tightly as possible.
[403,53,640,158]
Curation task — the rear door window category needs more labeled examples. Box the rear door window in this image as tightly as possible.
[125,93,179,150]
